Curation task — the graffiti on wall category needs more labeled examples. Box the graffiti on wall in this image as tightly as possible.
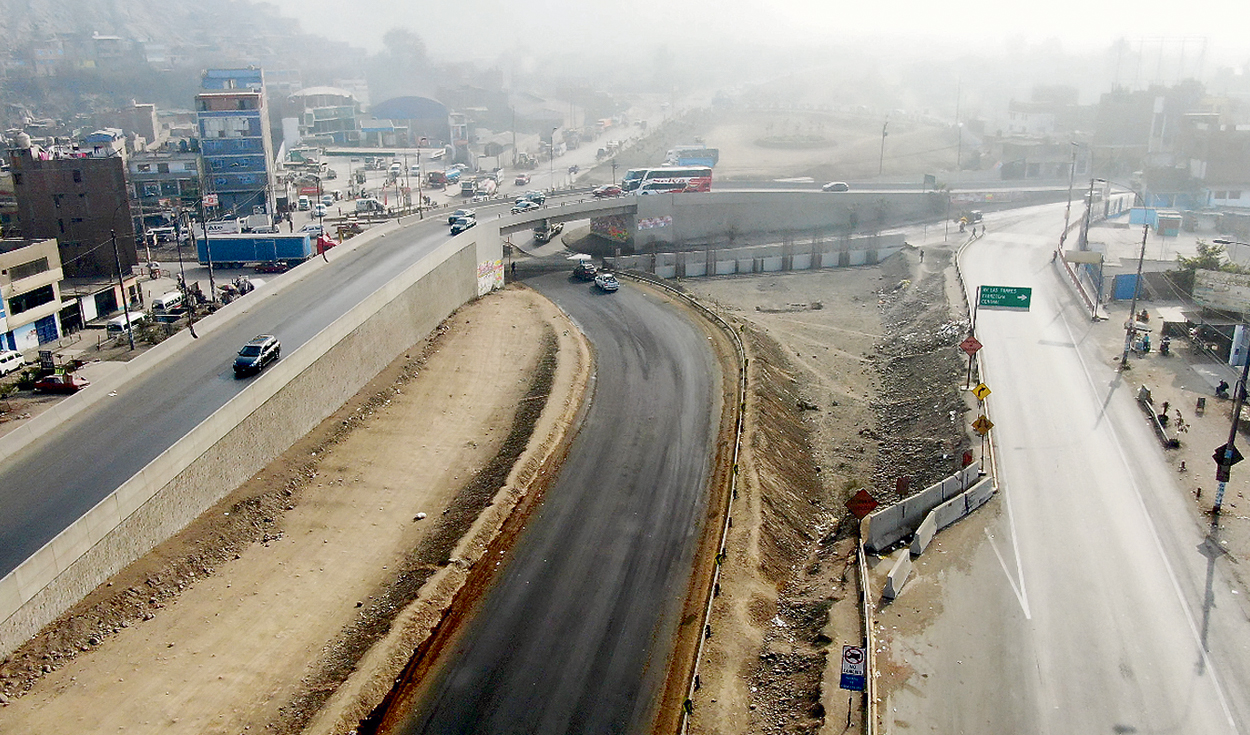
[591,214,630,243]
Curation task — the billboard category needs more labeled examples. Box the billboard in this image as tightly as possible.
[1193,269,1250,314]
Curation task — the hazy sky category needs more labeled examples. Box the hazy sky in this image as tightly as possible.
[273,0,1250,60]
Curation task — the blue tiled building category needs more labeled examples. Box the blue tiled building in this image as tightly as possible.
[196,68,274,220]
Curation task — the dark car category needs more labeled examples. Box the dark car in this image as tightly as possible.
[234,334,281,377]
[520,190,546,205]
[573,260,598,280]
[33,373,90,394]
[593,184,623,198]
[448,208,476,225]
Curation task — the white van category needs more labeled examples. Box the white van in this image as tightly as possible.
[0,350,23,376]
[297,195,311,211]
[152,291,184,313]
[106,312,148,336]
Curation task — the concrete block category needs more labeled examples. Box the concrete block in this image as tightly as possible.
[792,253,813,270]
[883,552,912,600]
[911,512,937,556]
[762,256,784,272]
[656,266,677,279]
[0,575,21,621]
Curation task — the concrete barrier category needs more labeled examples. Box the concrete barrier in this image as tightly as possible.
[883,552,912,600]
[863,463,981,553]
[910,512,937,556]
[0,229,500,658]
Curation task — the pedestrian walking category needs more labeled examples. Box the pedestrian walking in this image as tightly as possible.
[919,249,924,263]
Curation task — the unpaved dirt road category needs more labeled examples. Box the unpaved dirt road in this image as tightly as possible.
[0,287,592,734]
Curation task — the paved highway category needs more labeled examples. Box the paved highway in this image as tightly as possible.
[886,204,1250,732]
[0,204,521,577]
[393,273,719,734]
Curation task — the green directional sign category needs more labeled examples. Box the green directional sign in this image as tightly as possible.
[979,285,1032,311]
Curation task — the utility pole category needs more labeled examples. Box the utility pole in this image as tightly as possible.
[611,159,618,185]
[1120,223,1149,369]
[954,78,962,176]
[110,229,135,351]
[1214,351,1250,513]
[197,197,216,302]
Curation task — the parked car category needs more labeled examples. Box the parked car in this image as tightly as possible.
[450,216,477,235]
[300,223,324,237]
[234,334,281,377]
[33,373,90,393]
[593,184,623,198]
[594,272,620,292]
[573,260,598,280]
[514,173,531,186]
[448,208,476,225]
[314,204,327,217]
[821,181,850,192]
[511,200,541,214]
[321,194,334,207]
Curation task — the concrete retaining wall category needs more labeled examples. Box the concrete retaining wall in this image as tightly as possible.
[611,233,905,279]
[1,230,498,657]
[863,463,981,553]
[929,477,995,533]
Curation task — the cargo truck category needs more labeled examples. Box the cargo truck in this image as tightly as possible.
[197,233,314,268]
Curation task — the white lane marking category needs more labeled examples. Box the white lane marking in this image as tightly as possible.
[1060,297,1241,734]
[985,526,1031,619]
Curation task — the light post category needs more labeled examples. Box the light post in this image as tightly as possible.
[550,127,558,192]
[1214,238,1246,266]
[878,119,888,176]
[1058,142,1079,253]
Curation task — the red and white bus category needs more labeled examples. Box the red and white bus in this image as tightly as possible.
[620,166,712,194]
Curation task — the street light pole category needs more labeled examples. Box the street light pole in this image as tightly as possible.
[1120,223,1149,369]
[1079,177,1096,250]
[1059,142,1078,253]
[878,119,888,176]
[550,127,558,192]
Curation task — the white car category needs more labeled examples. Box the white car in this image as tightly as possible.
[300,223,324,237]
[511,200,541,214]
[821,181,850,192]
[594,273,620,292]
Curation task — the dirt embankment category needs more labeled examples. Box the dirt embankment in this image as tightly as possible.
[684,244,970,735]
[0,286,593,735]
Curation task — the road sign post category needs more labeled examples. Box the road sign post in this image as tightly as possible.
[960,335,982,388]
[839,645,866,691]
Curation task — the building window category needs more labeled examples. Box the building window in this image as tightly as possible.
[137,164,152,172]
[157,163,169,173]
[1232,191,1243,200]
[9,257,49,281]
[1216,191,1228,200]
[9,284,55,315]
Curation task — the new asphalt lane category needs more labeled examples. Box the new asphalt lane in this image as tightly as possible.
[396,272,719,734]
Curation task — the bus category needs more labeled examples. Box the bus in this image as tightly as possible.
[620,166,713,193]
[665,146,720,168]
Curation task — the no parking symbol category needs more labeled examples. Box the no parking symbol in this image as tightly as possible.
[839,645,866,691]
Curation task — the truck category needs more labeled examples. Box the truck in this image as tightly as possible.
[355,198,386,215]
[197,233,314,268]
[476,177,497,197]
[461,178,477,196]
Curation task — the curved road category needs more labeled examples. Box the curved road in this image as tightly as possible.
[0,201,524,576]
[887,204,1250,732]
[395,272,719,734]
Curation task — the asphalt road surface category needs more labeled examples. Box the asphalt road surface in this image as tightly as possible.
[886,204,1250,732]
[0,201,528,577]
[396,272,718,734]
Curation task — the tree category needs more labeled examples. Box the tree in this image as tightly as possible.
[1168,239,1249,295]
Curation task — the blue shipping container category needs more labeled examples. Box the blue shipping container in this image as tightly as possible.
[197,233,313,266]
